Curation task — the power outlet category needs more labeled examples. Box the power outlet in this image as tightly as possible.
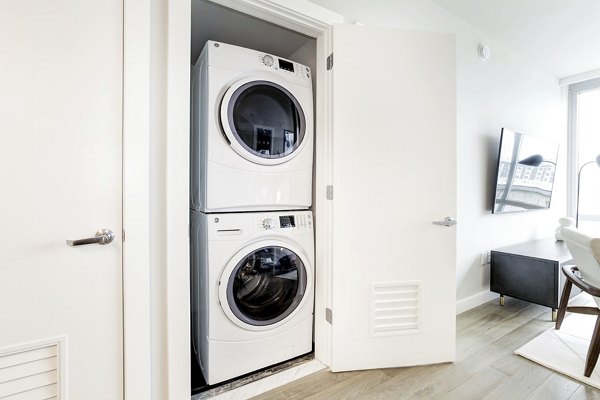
[480,251,491,266]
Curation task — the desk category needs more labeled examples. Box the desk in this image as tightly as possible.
[490,238,577,321]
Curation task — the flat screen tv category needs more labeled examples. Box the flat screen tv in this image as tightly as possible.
[492,128,559,214]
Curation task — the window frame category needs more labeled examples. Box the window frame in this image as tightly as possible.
[567,77,600,218]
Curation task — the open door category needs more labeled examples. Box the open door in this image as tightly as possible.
[329,24,457,371]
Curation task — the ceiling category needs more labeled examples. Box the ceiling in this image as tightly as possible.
[430,0,600,79]
[191,0,312,64]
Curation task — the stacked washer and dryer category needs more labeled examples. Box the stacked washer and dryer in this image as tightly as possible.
[190,41,315,385]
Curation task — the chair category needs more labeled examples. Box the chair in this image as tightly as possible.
[556,227,600,377]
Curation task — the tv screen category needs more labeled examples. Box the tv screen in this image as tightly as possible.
[492,128,559,214]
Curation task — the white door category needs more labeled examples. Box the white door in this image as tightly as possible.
[330,24,457,371]
[0,1,123,398]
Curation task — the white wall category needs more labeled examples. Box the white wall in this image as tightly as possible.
[309,0,566,312]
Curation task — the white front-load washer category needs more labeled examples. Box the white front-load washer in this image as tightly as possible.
[191,41,314,212]
[190,210,314,384]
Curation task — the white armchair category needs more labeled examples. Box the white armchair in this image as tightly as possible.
[557,227,600,377]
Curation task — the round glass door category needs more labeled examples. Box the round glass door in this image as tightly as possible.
[226,246,307,326]
[224,81,306,160]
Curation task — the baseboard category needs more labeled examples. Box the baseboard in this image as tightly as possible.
[456,290,498,315]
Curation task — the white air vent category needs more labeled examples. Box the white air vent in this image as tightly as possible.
[0,341,61,399]
[371,281,421,336]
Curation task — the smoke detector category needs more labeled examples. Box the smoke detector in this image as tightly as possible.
[478,44,491,61]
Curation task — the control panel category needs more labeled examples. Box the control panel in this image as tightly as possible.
[257,212,312,231]
[257,53,311,81]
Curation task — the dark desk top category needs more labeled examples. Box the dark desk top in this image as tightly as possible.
[492,237,572,263]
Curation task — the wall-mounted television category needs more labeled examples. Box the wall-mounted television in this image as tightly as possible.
[492,128,559,214]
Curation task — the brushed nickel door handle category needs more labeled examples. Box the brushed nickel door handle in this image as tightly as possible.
[66,229,115,246]
[432,217,457,227]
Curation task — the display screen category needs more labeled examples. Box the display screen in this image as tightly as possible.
[278,59,294,72]
[279,215,295,228]
[492,128,559,213]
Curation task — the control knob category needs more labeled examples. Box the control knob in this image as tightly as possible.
[262,55,274,67]
[262,218,276,230]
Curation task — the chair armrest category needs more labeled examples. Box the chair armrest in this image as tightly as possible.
[562,265,600,297]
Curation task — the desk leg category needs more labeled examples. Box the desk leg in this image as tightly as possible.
[499,295,505,306]
[552,309,557,322]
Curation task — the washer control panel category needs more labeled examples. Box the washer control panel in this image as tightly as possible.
[257,53,311,81]
[257,212,312,231]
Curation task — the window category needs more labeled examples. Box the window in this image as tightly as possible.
[568,78,600,232]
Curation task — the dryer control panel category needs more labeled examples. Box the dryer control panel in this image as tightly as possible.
[205,41,312,88]
[257,53,311,81]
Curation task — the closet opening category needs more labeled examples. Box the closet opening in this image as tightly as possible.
[189,0,318,396]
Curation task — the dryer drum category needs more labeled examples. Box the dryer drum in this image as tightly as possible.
[226,81,305,160]
[228,246,307,326]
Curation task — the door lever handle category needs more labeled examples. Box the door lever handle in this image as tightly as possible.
[67,229,115,246]
[432,217,457,227]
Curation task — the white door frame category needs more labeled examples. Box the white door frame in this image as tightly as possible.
[123,0,152,398]
[163,0,342,398]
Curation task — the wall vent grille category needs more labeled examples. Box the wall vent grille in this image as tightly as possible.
[371,281,421,336]
[0,343,60,399]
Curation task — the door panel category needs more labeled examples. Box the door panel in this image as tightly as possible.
[330,24,457,371]
[0,1,123,398]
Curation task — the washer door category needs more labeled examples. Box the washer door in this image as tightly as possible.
[220,78,307,166]
[219,240,310,330]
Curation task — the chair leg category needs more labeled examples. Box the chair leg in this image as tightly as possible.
[585,315,600,377]
[555,280,572,330]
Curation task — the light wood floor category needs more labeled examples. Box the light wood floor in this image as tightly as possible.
[252,297,600,400]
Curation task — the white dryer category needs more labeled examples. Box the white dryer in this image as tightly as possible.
[191,41,314,212]
[191,210,314,384]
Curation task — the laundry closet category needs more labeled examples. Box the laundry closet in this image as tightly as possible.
[189,0,319,394]
[183,0,459,397]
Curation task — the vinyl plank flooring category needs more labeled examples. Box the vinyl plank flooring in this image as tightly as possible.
[436,367,508,400]
[350,365,447,400]
[457,297,531,334]
[251,298,600,400]
[457,303,549,362]
[569,385,600,400]
[254,369,361,400]
[482,359,553,400]
[302,370,389,400]
[525,374,581,400]
[399,311,553,399]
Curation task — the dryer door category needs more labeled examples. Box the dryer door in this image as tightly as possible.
[219,240,310,331]
[220,79,307,166]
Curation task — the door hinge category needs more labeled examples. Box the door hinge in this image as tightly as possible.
[327,53,333,70]
[326,185,333,200]
[326,308,333,324]
[122,229,125,242]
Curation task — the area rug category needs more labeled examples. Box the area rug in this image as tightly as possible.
[515,293,600,388]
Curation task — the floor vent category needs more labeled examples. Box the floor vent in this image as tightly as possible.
[371,281,421,336]
[0,343,60,399]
